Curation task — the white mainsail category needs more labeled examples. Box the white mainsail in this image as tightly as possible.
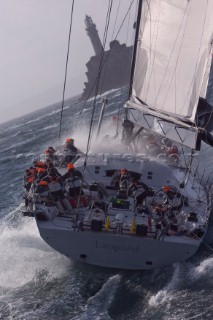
[128,0,213,148]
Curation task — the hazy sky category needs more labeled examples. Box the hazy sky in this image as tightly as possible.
[0,0,137,123]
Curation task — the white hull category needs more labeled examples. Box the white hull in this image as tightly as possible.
[30,153,211,270]
[37,218,200,270]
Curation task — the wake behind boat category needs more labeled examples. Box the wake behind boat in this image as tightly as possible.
[23,0,213,270]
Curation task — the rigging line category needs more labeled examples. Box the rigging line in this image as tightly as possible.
[111,0,121,40]
[74,0,136,127]
[115,89,130,137]
[192,232,213,253]
[86,0,113,147]
[76,3,114,212]
[74,0,115,127]
[101,0,136,85]
[96,0,115,94]
[180,144,190,170]
[82,0,113,169]
[102,0,113,49]
[117,1,138,121]
[90,2,133,136]
[113,0,135,48]
[58,0,75,140]
[99,1,133,95]
[181,0,210,121]
[100,4,128,91]
[117,2,138,114]
[121,5,133,88]
[187,149,201,183]
[202,107,213,130]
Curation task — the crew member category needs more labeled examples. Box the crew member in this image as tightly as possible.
[23,168,35,209]
[111,168,131,191]
[45,158,54,168]
[61,138,83,165]
[35,167,48,182]
[45,146,59,164]
[62,163,83,198]
[47,162,62,178]
[35,180,49,198]
[33,160,47,170]
[24,167,35,192]
[146,134,161,156]
[128,177,149,206]
[121,119,134,144]
[166,145,179,162]
[44,168,72,214]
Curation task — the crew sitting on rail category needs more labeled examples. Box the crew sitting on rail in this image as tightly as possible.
[43,168,72,214]
[24,167,35,192]
[48,146,56,154]
[35,180,49,198]
[47,162,63,178]
[45,158,53,168]
[33,160,47,169]
[128,177,149,206]
[62,163,84,199]
[45,146,59,164]
[35,167,48,182]
[23,168,35,209]
[61,138,83,165]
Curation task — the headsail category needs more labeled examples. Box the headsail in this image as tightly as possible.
[127,0,213,149]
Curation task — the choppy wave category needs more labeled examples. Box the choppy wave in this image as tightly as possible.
[148,264,181,307]
[72,275,121,320]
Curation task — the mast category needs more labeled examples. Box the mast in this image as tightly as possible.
[128,0,143,99]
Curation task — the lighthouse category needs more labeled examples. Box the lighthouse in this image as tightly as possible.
[85,15,103,55]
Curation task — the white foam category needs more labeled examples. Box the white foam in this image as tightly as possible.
[192,257,213,280]
[149,264,181,307]
[16,153,24,159]
[0,217,70,289]
[39,123,59,131]
[26,152,35,158]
